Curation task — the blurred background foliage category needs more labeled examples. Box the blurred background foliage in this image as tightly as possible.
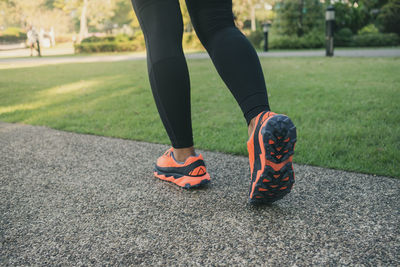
[0,0,399,51]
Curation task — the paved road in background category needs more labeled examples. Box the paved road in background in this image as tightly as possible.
[1,122,399,265]
[1,48,399,67]
[0,46,75,58]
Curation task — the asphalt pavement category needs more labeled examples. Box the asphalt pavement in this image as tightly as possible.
[1,122,399,265]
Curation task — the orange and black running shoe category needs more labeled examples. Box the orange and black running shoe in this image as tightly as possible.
[154,148,211,189]
[247,111,297,204]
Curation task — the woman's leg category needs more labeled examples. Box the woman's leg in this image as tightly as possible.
[185,0,270,129]
[131,0,195,161]
[130,0,210,188]
[186,0,296,202]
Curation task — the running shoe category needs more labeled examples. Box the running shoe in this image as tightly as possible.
[154,148,211,189]
[247,111,297,204]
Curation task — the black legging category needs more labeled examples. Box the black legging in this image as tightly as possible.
[131,0,270,148]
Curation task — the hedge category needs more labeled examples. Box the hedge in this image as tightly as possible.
[352,33,400,46]
[269,31,325,49]
[247,30,264,49]
[0,27,27,43]
[254,31,399,49]
[81,36,117,43]
[182,32,204,50]
[75,32,203,53]
[335,31,400,47]
[335,28,354,46]
[75,31,399,53]
[74,41,143,53]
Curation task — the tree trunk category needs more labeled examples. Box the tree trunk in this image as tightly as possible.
[246,0,256,32]
[78,0,88,43]
[251,4,256,31]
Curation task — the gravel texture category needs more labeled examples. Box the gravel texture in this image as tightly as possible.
[1,122,399,266]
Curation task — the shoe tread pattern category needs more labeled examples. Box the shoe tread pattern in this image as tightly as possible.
[251,114,297,204]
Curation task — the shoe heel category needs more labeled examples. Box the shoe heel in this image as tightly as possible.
[262,115,297,164]
[251,114,296,204]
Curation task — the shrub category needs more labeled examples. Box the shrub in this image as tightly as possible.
[270,35,300,49]
[245,30,398,49]
[358,24,379,35]
[336,30,399,47]
[77,33,146,53]
[301,30,325,48]
[114,33,130,42]
[76,31,207,53]
[80,36,103,43]
[352,33,400,47]
[247,30,264,49]
[131,32,146,51]
[2,27,26,37]
[269,31,324,49]
[335,28,353,47]
[182,32,204,50]
[0,27,27,43]
[74,41,139,53]
[81,36,116,43]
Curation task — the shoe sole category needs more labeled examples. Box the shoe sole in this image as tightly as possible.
[250,114,297,204]
[154,170,211,189]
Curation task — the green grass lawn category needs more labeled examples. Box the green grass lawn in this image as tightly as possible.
[1,57,399,177]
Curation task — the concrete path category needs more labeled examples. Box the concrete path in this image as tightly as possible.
[0,43,26,51]
[1,48,399,67]
[1,122,399,265]
[0,47,75,58]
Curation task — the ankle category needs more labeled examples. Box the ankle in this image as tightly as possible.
[248,116,258,137]
[173,147,196,162]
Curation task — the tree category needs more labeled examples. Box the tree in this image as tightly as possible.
[111,0,139,29]
[233,0,276,31]
[274,0,324,36]
[0,0,72,33]
[50,0,115,41]
[332,1,368,34]
[0,1,15,29]
[377,0,400,34]
[79,0,88,41]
